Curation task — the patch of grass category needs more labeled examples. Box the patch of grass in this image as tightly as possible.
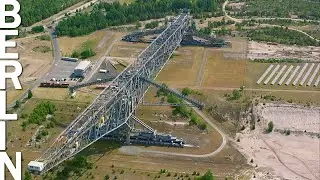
[32,46,51,53]
[36,35,51,41]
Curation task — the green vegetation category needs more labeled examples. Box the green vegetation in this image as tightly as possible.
[224,88,243,101]
[36,129,49,141]
[285,129,291,136]
[267,121,274,133]
[157,87,207,130]
[104,175,110,180]
[31,25,45,33]
[253,58,303,63]
[24,171,32,180]
[231,0,320,20]
[145,21,159,29]
[20,0,83,26]
[70,39,97,59]
[247,27,319,46]
[56,0,219,37]
[36,35,51,41]
[198,169,215,180]
[27,90,33,99]
[28,101,56,125]
[14,100,21,109]
[182,87,203,96]
[32,46,51,53]
[208,18,234,28]
[55,156,93,180]
[255,19,320,26]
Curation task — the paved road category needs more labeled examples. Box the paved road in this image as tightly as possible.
[222,0,320,42]
[9,28,61,107]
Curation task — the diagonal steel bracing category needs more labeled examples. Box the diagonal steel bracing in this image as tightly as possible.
[140,77,204,109]
[32,12,190,174]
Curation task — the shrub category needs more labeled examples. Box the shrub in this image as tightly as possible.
[198,123,207,130]
[14,100,21,108]
[27,90,33,99]
[267,121,274,133]
[285,129,291,135]
[182,87,193,96]
[31,25,44,33]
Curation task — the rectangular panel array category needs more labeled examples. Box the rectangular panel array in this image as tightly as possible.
[256,63,320,87]
[256,64,274,84]
[307,64,320,86]
[278,65,293,85]
[285,65,300,85]
[300,63,314,86]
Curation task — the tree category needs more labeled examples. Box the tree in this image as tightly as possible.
[267,121,274,133]
[104,175,110,180]
[24,171,32,180]
[182,87,193,96]
[27,90,33,99]
[231,89,241,100]
[14,100,21,108]
[31,25,44,33]
[199,169,215,180]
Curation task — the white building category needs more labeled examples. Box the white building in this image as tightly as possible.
[28,161,44,173]
[74,61,91,77]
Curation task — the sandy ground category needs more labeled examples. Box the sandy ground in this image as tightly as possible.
[236,132,319,180]
[235,103,320,180]
[248,41,320,62]
[256,103,320,133]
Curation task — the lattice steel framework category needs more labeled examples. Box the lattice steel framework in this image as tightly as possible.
[34,13,190,173]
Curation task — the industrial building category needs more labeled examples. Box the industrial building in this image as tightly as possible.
[73,61,91,77]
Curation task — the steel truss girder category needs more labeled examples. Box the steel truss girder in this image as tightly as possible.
[69,76,116,92]
[34,13,190,174]
[140,77,204,109]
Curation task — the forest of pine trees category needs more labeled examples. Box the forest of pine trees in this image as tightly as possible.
[56,0,218,37]
[20,0,83,26]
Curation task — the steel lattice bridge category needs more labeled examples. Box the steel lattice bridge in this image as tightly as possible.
[29,12,204,174]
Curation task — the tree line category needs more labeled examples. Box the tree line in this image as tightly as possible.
[247,27,319,46]
[20,0,83,27]
[56,0,218,37]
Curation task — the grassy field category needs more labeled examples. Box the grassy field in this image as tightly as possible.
[156,46,204,87]
[59,30,108,58]
[202,50,247,88]
[109,41,147,57]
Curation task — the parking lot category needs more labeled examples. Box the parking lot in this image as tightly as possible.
[44,60,80,82]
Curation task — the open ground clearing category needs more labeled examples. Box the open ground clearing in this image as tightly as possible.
[248,41,320,61]
[255,103,320,134]
[58,30,125,60]
[235,103,320,180]
[6,34,54,105]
